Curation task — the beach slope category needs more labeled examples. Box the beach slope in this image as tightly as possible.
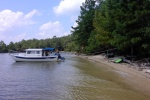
[80,55,150,96]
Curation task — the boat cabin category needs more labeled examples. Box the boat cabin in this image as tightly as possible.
[25,48,55,57]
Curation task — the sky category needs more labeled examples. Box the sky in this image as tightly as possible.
[0,0,85,44]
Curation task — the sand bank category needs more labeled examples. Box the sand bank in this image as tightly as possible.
[80,55,150,96]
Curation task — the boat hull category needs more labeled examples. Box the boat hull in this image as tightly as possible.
[10,55,64,62]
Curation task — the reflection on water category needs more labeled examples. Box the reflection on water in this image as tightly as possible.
[0,53,149,100]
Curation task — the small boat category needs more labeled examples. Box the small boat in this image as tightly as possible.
[9,48,65,62]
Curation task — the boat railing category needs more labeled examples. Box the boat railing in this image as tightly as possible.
[9,51,26,56]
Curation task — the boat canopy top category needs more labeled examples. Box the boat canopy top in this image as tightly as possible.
[42,48,55,51]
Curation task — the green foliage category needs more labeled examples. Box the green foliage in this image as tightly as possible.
[0,41,8,53]
[0,35,75,53]
[71,0,150,57]
[107,0,150,56]
[85,0,113,53]
[71,0,96,52]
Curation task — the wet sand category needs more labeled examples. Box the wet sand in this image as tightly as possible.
[80,55,150,96]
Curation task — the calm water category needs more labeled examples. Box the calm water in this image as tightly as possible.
[0,53,149,100]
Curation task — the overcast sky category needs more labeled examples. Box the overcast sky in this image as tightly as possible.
[0,0,85,44]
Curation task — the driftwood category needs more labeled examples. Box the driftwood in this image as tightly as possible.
[132,58,150,70]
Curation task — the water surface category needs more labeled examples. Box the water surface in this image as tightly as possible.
[0,53,149,100]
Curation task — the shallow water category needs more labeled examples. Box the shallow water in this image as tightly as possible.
[0,53,149,100]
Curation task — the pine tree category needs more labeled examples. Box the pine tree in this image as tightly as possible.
[71,0,96,52]
[106,0,150,56]
[92,1,112,48]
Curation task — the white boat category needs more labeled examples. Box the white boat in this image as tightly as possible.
[10,48,65,62]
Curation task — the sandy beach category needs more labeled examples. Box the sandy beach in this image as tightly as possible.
[80,55,150,96]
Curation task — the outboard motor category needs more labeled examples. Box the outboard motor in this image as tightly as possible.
[57,53,65,61]
[61,57,65,61]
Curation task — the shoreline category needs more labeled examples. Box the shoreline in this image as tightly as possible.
[79,55,150,96]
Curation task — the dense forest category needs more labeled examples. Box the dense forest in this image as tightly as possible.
[71,0,150,58]
[0,0,150,58]
[0,35,76,53]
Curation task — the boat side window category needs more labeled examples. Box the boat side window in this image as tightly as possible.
[27,51,31,54]
[36,51,40,54]
[27,51,35,54]
[30,51,35,54]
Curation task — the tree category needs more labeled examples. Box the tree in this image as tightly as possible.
[0,41,7,52]
[72,0,96,53]
[7,42,16,51]
[106,0,150,56]
[87,0,112,52]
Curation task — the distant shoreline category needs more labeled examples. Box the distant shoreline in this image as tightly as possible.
[79,54,150,97]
